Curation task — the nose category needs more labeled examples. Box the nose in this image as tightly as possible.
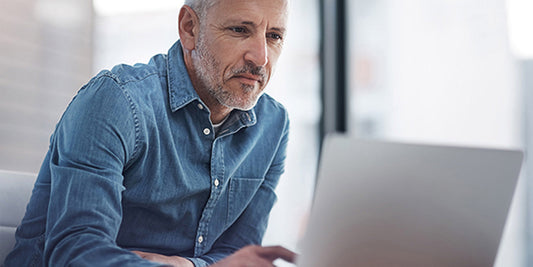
[244,35,268,67]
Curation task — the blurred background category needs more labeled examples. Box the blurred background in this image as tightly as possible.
[0,0,532,265]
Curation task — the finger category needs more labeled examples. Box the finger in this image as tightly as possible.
[252,256,276,267]
[256,246,298,263]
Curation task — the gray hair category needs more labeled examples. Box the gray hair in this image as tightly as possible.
[184,0,217,19]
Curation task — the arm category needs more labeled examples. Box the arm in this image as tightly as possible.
[43,75,163,266]
[132,251,195,267]
[131,245,296,267]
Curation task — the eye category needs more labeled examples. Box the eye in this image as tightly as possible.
[267,32,283,42]
[229,26,248,34]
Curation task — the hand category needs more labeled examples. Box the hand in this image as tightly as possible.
[132,250,194,267]
[210,245,297,267]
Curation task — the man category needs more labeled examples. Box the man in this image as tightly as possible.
[4,0,296,266]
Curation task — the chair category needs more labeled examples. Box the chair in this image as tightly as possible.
[0,170,36,265]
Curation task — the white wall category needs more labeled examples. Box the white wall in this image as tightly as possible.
[0,0,93,173]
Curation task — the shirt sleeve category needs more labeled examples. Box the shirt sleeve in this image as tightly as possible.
[43,75,165,266]
[186,114,291,266]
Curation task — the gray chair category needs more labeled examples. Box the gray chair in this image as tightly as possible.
[0,170,36,265]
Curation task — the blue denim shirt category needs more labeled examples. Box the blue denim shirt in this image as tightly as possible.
[5,41,289,267]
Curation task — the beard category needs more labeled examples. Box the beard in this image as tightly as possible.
[191,31,268,111]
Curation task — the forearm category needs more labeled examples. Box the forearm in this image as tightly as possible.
[47,235,165,266]
[43,168,162,266]
[185,250,233,267]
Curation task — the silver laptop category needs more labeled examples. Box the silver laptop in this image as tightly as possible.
[297,135,523,267]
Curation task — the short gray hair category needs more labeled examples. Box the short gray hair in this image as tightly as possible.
[184,0,217,19]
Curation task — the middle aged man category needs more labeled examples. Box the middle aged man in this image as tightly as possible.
[4,0,297,266]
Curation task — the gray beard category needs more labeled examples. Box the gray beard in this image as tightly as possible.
[191,33,264,111]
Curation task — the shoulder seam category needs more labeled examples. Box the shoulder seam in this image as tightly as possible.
[96,74,143,168]
[98,70,161,86]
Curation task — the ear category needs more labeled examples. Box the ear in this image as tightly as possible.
[178,5,200,51]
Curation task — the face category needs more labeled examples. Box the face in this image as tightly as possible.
[190,0,288,111]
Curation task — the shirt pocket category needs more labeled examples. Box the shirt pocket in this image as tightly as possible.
[226,177,264,226]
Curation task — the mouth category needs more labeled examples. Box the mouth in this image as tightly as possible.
[232,73,263,86]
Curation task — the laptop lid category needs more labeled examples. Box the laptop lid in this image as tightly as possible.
[297,136,523,267]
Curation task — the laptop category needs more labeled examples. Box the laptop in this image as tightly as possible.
[297,135,523,267]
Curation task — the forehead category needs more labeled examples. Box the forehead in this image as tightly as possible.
[205,0,288,28]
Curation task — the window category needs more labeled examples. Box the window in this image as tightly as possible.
[347,0,527,265]
[0,0,93,173]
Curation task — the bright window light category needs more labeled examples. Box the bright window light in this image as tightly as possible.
[507,0,533,59]
[93,0,184,16]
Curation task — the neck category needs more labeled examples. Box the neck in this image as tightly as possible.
[207,102,232,124]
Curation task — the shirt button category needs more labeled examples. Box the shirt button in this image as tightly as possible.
[214,179,220,187]
[197,103,204,110]
[203,128,211,135]
[198,235,204,244]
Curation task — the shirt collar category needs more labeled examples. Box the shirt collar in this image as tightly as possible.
[166,40,256,127]
[167,40,200,112]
